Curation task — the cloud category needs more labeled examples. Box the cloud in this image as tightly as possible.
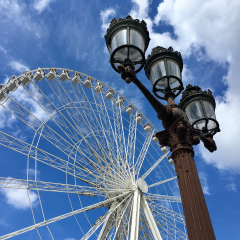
[129,0,150,19]
[199,172,210,195]
[0,178,38,210]
[226,182,237,192]
[0,0,44,38]
[0,220,8,227]
[9,60,30,73]
[0,45,7,54]
[27,168,40,180]
[128,0,240,172]
[34,0,55,14]
[100,8,116,36]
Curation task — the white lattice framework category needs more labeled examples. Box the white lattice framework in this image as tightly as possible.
[0,68,188,239]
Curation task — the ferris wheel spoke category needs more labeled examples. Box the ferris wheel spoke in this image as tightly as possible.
[71,79,129,181]
[3,87,106,177]
[47,78,120,176]
[134,129,155,179]
[126,112,138,172]
[97,200,121,240]
[148,176,177,189]
[146,193,182,203]
[1,97,83,158]
[0,177,106,196]
[139,217,154,240]
[0,131,100,185]
[148,201,185,225]
[112,195,132,239]
[74,146,128,188]
[81,193,132,240]
[23,80,111,171]
[1,97,112,183]
[140,151,169,180]
[22,81,83,144]
[153,216,187,240]
[151,210,188,239]
[76,139,125,182]
[47,77,101,145]
[112,102,129,178]
[0,192,131,240]
[91,89,120,174]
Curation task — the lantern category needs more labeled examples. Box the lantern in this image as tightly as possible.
[105,15,150,73]
[144,46,183,100]
[179,84,220,136]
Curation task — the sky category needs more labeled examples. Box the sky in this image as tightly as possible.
[0,0,240,239]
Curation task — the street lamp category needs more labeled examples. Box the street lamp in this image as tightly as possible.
[144,46,183,100]
[105,16,220,240]
[179,84,220,137]
[105,15,150,73]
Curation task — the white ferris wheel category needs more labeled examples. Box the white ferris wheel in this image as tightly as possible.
[0,68,188,239]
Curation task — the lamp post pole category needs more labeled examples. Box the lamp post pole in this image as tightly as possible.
[105,15,220,240]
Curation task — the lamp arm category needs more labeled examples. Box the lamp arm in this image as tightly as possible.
[133,78,173,120]
[118,64,173,121]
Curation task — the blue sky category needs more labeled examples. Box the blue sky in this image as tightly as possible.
[0,0,240,239]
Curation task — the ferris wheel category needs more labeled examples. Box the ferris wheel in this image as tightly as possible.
[0,68,188,239]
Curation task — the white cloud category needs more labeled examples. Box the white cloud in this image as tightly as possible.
[27,168,40,180]
[181,64,194,85]
[0,220,8,227]
[1,188,38,210]
[64,238,77,240]
[129,0,150,19]
[0,178,38,210]
[100,8,116,36]
[9,60,30,73]
[0,0,44,38]
[34,0,54,14]
[199,172,210,195]
[0,45,7,54]
[226,182,237,192]
[0,106,16,129]
[129,0,240,172]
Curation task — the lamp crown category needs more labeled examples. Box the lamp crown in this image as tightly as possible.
[180,84,213,100]
[146,46,182,61]
[179,84,215,110]
[106,15,148,33]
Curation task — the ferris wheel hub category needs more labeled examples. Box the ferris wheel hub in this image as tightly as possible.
[137,178,148,193]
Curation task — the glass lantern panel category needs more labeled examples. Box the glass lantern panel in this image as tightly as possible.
[129,47,142,62]
[203,100,216,119]
[130,29,145,52]
[169,77,180,90]
[150,60,166,85]
[155,77,168,89]
[111,29,127,52]
[207,119,217,129]
[185,100,204,124]
[114,47,128,62]
[194,119,206,130]
[167,60,181,78]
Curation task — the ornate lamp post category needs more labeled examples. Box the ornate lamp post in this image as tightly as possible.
[105,16,220,240]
